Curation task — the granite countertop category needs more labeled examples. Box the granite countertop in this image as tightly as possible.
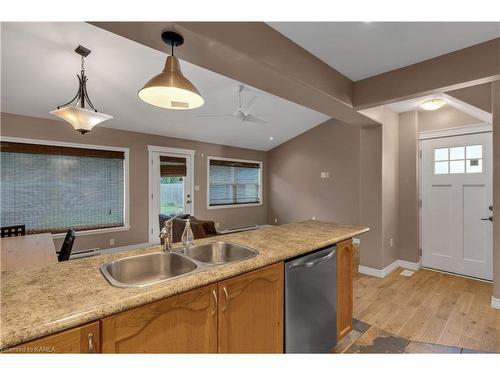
[0,220,368,349]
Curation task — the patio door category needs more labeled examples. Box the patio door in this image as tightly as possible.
[420,131,493,280]
[148,147,194,244]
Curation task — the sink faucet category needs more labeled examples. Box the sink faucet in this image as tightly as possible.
[159,217,175,252]
[159,213,190,252]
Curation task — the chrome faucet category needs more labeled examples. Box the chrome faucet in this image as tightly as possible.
[159,218,174,252]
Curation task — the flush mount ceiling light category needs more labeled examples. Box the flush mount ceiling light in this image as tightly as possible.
[138,31,204,110]
[50,45,113,134]
[419,98,447,111]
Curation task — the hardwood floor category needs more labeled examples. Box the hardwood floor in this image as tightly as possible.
[352,247,500,353]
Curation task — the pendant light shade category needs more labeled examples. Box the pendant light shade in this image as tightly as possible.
[50,106,113,134]
[138,31,204,110]
[50,45,113,134]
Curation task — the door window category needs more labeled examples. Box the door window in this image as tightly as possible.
[433,145,483,175]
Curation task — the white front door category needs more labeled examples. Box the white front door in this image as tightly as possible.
[421,132,493,280]
[149,148,194,244]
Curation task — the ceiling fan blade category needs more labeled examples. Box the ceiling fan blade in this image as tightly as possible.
[232,110,245,120]
[242,96,258,116]
[242,114,267,124]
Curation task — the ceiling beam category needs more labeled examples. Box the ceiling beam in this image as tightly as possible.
[89,22,376,126]
[353,38,500,110]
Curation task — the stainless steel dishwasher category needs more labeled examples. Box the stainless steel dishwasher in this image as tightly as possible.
[285,245,337,353]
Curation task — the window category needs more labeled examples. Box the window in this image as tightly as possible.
[1,140,127,234]
[433,145,483,175]
[208,157,262,208]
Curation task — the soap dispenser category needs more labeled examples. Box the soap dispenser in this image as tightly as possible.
[181,218,194,248]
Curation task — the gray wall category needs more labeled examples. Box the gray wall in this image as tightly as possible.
[1,112,268,252]
[267,118,361,225]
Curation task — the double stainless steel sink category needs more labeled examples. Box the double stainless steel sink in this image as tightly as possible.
[100,241,258,288]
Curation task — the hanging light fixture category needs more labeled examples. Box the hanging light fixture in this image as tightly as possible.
[50,45,113,134]
[138,31,204,110]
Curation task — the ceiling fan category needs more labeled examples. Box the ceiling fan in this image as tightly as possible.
[197,84,267,124]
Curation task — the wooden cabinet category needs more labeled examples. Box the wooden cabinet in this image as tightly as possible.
[101,284,218,353]
[12,322,99,353]
[336,239,354,340]
[218,262,283,353]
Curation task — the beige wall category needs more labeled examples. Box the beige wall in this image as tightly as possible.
[381,108,400,267]
[359,125,383,269]
[418,106,483,132]
[447,83,492,113]
[398,111,420,263]
[267,118,360,225]
[0,112,268,252]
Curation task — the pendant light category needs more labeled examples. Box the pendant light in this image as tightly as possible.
[138,31,204,110]
[50,45,113,134]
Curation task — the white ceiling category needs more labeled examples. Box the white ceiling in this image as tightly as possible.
[268,22,500,81]
[1,22,329,151]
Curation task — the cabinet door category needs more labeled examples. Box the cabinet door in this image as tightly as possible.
[218,262,283,353]
[11,322,99,353]
[101,284,218,353]
[336,239,354,340]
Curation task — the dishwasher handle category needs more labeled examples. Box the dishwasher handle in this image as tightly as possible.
[288,248,336,270]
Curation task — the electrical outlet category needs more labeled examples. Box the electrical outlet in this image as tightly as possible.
[312,216,316,220]
[194,185,200,191]
[201,153,204,158]
[215,222,220,228]
[389,238,394,247]
[274,218,278,224]
[109,238,115,246]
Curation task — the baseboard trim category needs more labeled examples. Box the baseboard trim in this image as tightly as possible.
[358,259,421,278]
[492,296,500,310]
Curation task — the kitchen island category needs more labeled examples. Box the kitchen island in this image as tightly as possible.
[0,220,368,352]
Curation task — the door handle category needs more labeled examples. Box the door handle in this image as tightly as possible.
[289,249,336,270]
[481,216,493,221]
[211,289,218,316]
[222,287,229,312]
[87,333,94,353]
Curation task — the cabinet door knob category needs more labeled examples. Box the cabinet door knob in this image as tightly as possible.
[211,289,218,316]
[222,287,229,312]
[87,333,94,353]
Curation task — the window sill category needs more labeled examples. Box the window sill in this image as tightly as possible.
[207,202,263,210]
[51,226,131,239]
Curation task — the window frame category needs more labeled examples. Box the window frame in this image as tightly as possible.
[1,136,130,238]
[206,156,263,209]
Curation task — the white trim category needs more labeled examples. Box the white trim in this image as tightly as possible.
[148,145,196,244]
[442,93,493,124]
[1,136,130,237]
[358,259,421,278]
[100,242,152,255]
[147,145,196,157]
[491,296,500,310]
[52,226,131,239]
[206,156,263,210]
[418,123,492,140]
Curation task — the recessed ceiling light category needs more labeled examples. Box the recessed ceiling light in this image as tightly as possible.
[419,98,447,111]
[269,137,274,141]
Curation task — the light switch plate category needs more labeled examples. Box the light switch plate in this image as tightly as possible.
[194,185,200,191]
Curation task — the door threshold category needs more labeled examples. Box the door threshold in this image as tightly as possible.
[420,266,492,283]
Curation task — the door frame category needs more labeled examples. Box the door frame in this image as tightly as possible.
[418,122,492,276]
[148,145,195,244]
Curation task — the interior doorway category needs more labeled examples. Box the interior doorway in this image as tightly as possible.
[420,129,493,280]
[148,146,195,244]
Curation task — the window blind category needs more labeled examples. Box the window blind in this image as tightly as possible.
[160,156,187,177]
[1,142,125,234]
[208,159,261,206]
